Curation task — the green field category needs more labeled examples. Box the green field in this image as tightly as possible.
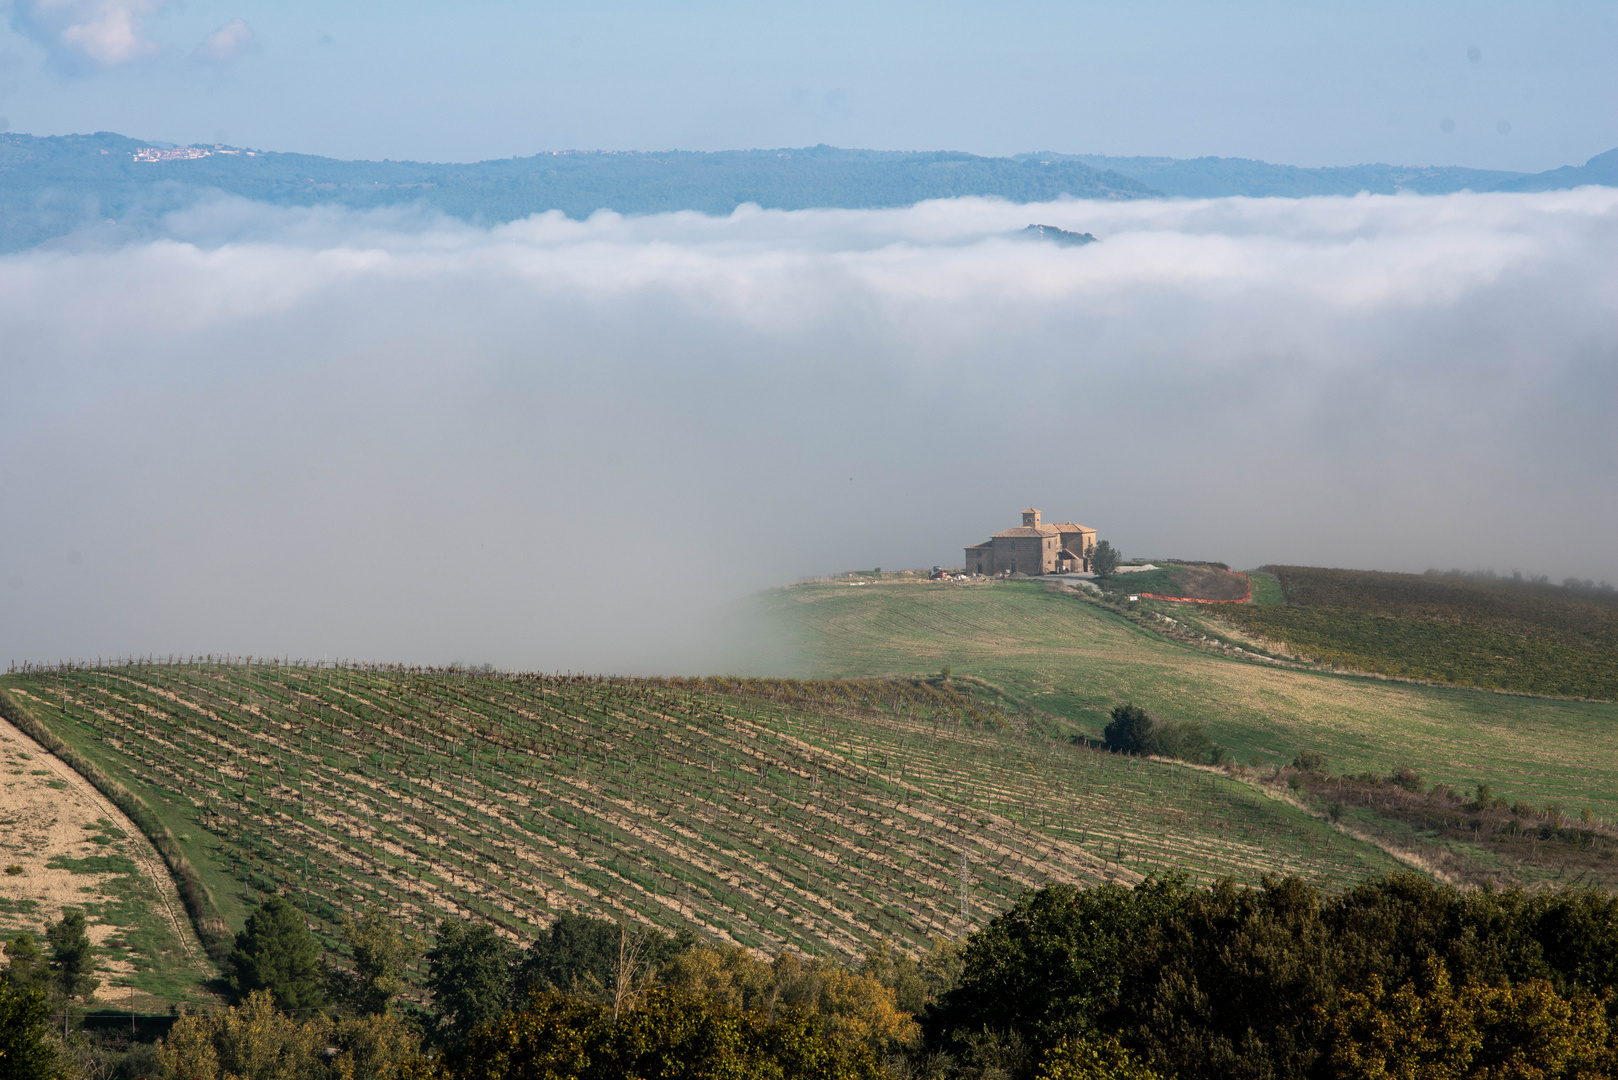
[1214,566,1618,700]
[1,662,1398,978]
[766,579,1618,821]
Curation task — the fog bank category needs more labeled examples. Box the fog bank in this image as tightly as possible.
[3,189,1615,670]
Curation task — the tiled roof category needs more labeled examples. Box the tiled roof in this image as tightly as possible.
[964,541,992,550]
[1052,522,1095,533]
[992,525,1060,538]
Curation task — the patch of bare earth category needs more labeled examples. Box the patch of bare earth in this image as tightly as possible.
[0,710,206,996]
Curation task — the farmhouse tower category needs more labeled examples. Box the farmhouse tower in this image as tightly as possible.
[964,508,1096,576]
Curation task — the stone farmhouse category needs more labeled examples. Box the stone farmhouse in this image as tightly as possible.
[964,509,1097,576]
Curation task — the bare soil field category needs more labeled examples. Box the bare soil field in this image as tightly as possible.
[0,709,213,1007]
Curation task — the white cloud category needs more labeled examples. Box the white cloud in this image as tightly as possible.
[193,17,256,65]
[1,189,1615,668]
[11,0,168,68]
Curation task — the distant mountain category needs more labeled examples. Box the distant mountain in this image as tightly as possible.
[0,133,1155,253]
[1032,149,1618,199]
[1,132,1612,253]
[1492,148,1618,192]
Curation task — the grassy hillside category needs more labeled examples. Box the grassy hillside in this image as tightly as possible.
[1213,567,1618,700]
[0,662,1396,975]
[767,579,1618,822]
[1101,564,1249,602]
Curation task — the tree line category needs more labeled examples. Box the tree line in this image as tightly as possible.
[5,872,1618,1079]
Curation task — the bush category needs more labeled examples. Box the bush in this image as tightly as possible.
[1101,705,1212,763]
[1142,719,1212,762]
[1388,767,1424,793]
[1292,750,1328,773]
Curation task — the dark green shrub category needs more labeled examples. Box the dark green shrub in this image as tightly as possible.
[1292,750,1328,773]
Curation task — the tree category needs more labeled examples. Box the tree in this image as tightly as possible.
[515,913,618,1002]
[515,913,692,1009]
[228,896,326,1015]
[2,932,50,996]
[1323,957,1614,1080]
[445,985,885,1080]
[1038,1035,1162,1080]
[157,989,425,1080]
[925,879,1191,1065]
[337,913,422,1016]
[427,918,519,1046]
[0,981,60,1080]
[46,909,99,1035]
[1089,541,1120,580]
[1102,705,1153,755]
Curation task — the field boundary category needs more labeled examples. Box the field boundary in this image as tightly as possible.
[0,685,234,962]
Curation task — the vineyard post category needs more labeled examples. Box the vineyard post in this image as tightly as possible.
[959,850,968,925]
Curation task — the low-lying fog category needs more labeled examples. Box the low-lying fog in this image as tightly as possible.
[2,189,1615,671]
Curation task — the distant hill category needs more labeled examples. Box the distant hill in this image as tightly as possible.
[1493,147,1618,192]
[1021,223,1097,246]
[0,133,1155,252]
[1031,148,1618,198]
[2,132,1612,252]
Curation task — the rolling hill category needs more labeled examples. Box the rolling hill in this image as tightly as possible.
[1213,566,1618,700]
[0,661,1397,996]
[766,577,1618,823]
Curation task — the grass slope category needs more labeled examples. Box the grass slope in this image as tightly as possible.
[767,579,1618,821]
[1214,567,1618,700]
[2,664,1394,974]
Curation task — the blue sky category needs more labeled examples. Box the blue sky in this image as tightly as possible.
[1,0,1613,169]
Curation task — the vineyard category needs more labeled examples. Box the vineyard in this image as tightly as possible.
[1214,566,1618,700]
[0,662,1396,973]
